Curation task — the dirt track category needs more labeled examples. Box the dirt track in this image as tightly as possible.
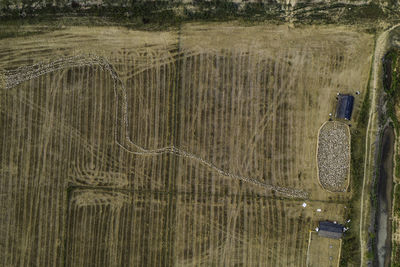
[360,24,400,266]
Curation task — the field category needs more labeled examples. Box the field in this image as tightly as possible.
[0,23,373,266]
[307,231,341,267]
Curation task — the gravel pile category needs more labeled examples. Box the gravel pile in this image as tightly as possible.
[317,121,350,192]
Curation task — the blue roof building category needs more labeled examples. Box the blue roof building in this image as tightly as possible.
[335,94,354,120]
[318,221,344,239]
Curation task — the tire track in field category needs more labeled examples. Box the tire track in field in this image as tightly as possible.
[2,54,309,199]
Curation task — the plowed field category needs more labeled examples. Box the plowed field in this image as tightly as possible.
[0,23,373,266]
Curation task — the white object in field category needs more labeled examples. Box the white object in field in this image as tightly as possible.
[315,227,319,232]
[347,219,351,223]
[316,209,322,212]
[334,221,337,224]
[337,92,340,96]
[302,202,307,208]
[329,113,332,117]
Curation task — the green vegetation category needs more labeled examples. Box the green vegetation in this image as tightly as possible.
[340,76,371,266]
[0,1,281,25]
[383,53,400,267]
[366,249,374,261]
[385,50,400,183]
[384,50,400,134]
[384,50,400,267]
[342,3,386,21]
[0,1,394,36]
[0,19,62,39]
[395,185,400,217]
[394,242,400,267]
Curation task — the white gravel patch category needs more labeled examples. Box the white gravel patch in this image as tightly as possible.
[317,121,350,192]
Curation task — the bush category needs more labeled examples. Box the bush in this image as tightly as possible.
[396,154,400,178]
[393,242,400,267]
[383,50,400,134]
[340,79,370,266]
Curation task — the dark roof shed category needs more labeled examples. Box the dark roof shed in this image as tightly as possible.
[318,221,344,239]
[335,94,354,120]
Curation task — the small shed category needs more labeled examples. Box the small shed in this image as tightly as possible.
[335,94,354,120]
[317,221,344,239]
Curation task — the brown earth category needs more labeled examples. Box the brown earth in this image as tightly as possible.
[0,23,374,266]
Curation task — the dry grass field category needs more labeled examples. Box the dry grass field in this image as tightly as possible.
[307,232,341,267]
[0,23,373,266]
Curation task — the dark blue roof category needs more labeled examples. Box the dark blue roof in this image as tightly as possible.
[319,221,344,233]
[335,94,354,120]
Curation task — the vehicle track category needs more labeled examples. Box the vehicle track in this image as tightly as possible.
[1,54,309,199]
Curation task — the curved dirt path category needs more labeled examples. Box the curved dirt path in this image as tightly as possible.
[360,24,400,266]
[2,55,309,199]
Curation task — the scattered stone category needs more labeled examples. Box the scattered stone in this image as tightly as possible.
[317,121,350,192]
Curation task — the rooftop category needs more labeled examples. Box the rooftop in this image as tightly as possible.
[318,221,344,239]
[335,94,354,120]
